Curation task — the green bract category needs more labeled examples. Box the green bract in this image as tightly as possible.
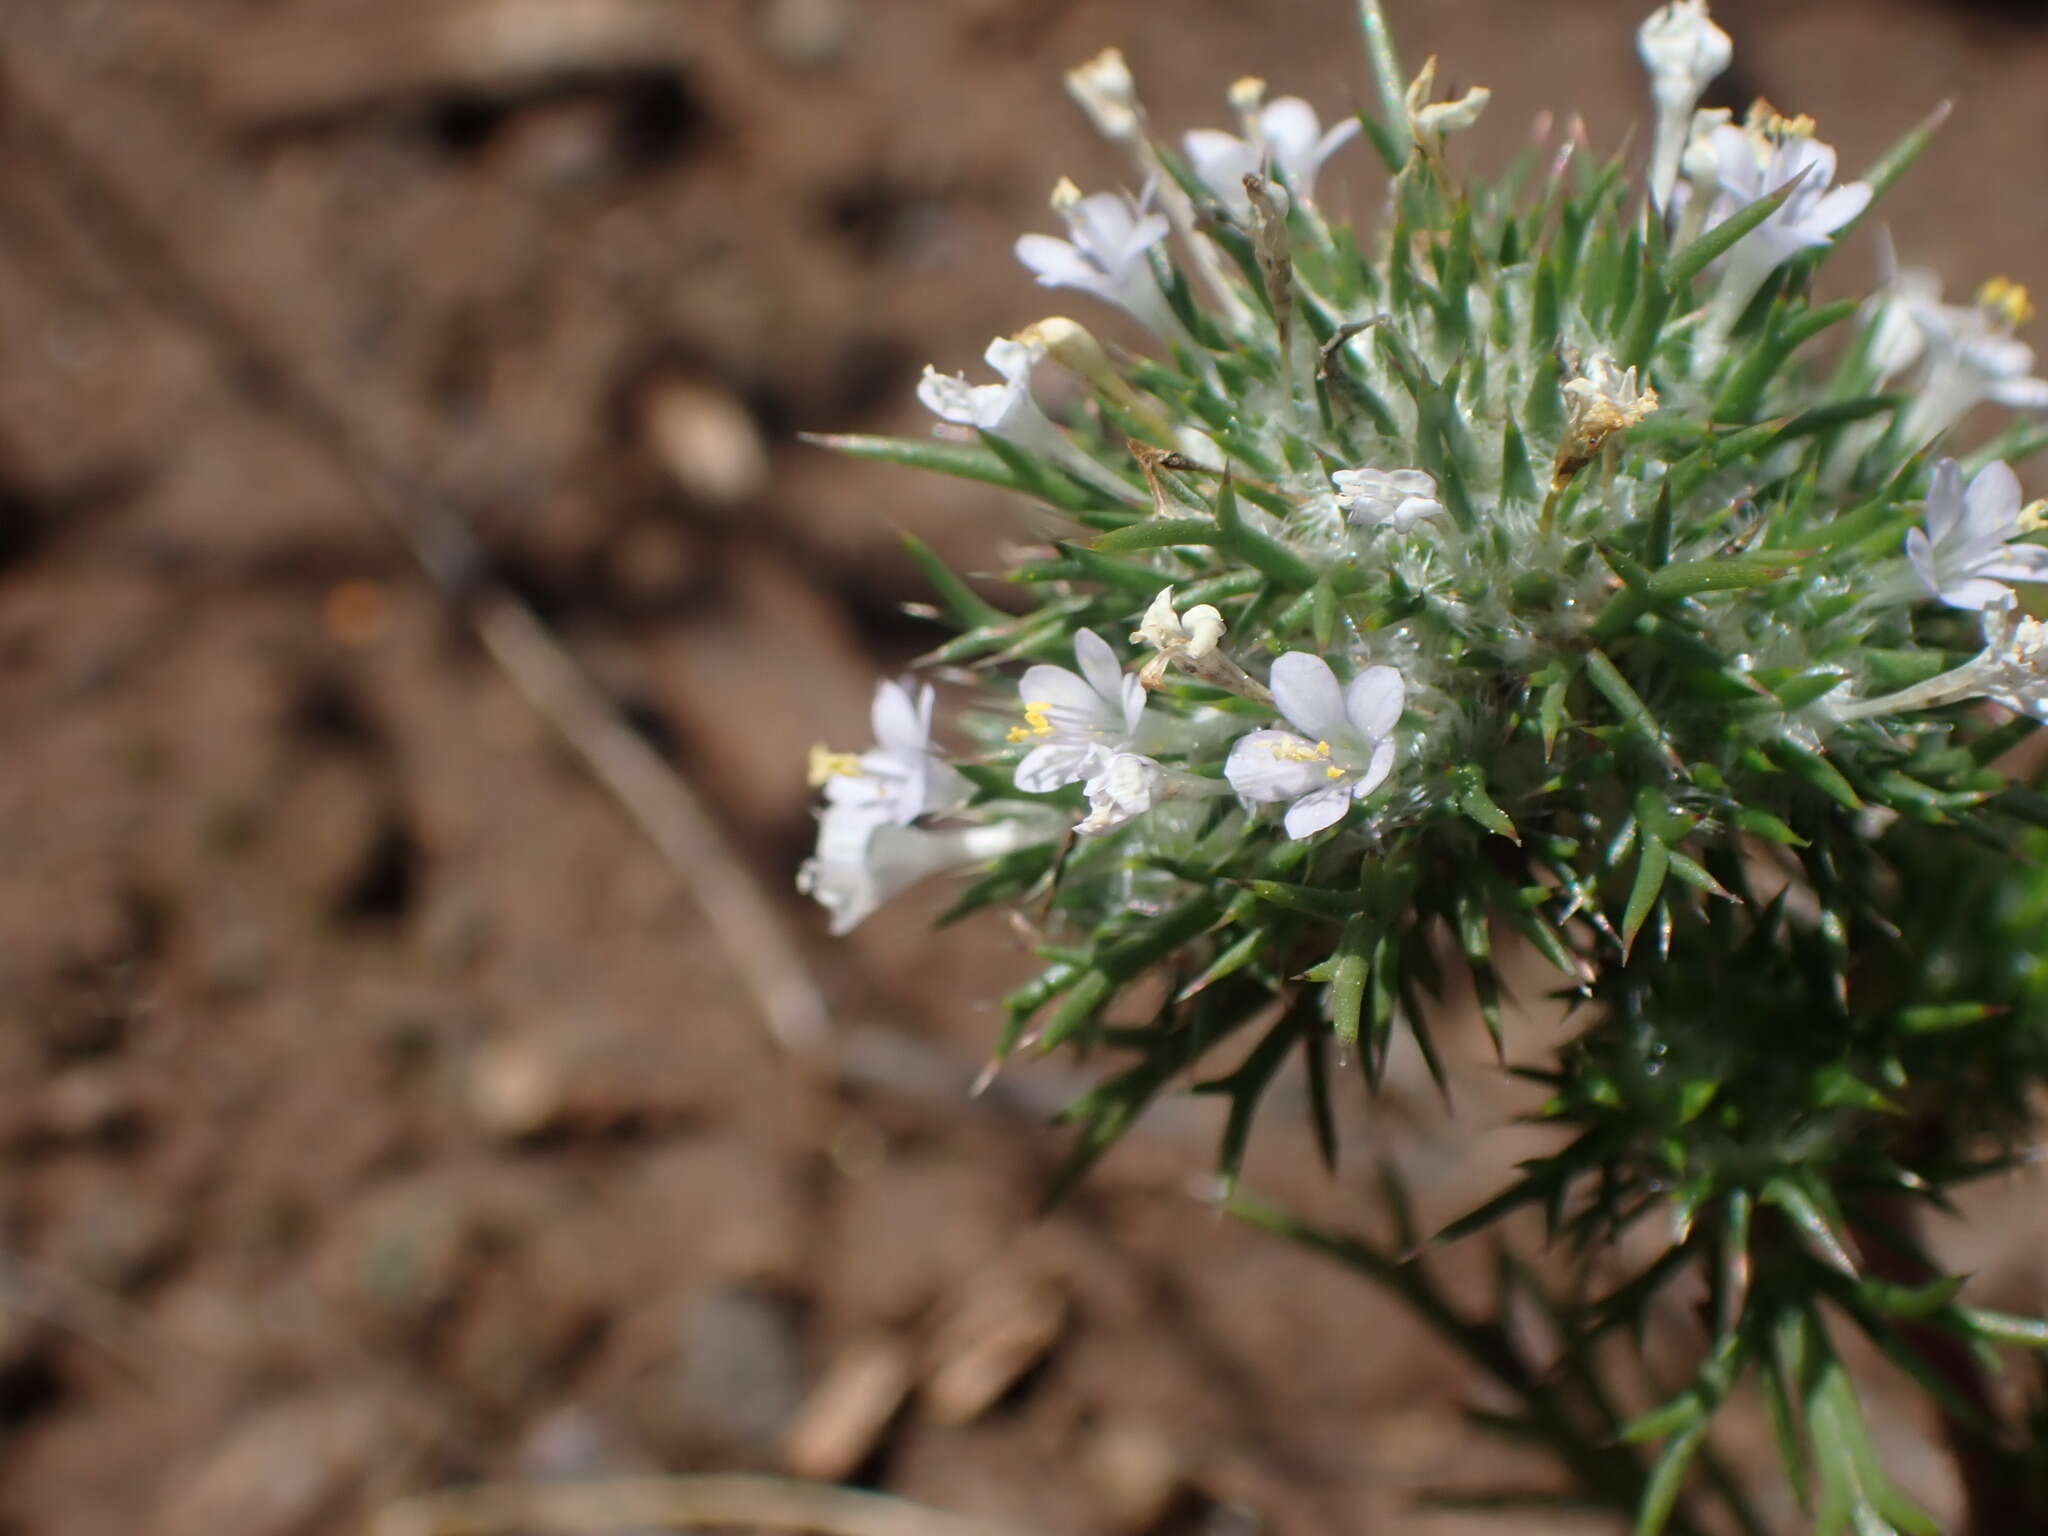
[804,3,2048,1528]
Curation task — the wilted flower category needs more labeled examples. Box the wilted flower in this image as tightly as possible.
[1225,652,1405,838]
[808,678,969,827]
[1639,0,1733,212]
[1905,457,2048,611]
[1404,56,1490,165]
[1555,355,1659,486]
[1066,47,1140,145]
[1011,628,1149,792]
[1333,466,1446,531]
[1015,180,1188,344]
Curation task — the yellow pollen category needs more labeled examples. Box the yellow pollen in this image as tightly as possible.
[806,745,864,787]
[1326,765,1346,780]
[2020,499,2048,535]
[1745,99,1815,143]
[1979,276,2036,330]
[1008,700,1055,744]
[1274,737,1338,765]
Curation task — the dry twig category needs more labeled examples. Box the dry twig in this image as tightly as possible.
[370,1474,1035,1536]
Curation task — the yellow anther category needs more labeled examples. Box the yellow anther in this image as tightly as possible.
[807,745,864,787]
[1325,765,1346,780]
[2020,499,2048,535]
[1979,276,2036,330]
[1744,99,1815,143]
[1274,737,1340,766]
[1011,700,1056,743]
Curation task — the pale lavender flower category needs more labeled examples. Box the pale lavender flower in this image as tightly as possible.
[1906,458,2048,611]
[916,335,1129,496]
[1225,652,1404,839]
[1015,181,1186,343]
[1183,92,1360,221]
[1332,467,1445,532]
[810,678,969,828]
[799,810,1052,936]
[1702,115,1869,332]
[1011,628,1148,792]
[1896,279,2048,449]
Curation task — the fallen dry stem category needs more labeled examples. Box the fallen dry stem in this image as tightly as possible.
[370,1474,1036,1536]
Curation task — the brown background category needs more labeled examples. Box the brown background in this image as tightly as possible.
[3,1,2048,1532]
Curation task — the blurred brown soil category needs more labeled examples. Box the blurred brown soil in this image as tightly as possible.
[3,1,2048,1533]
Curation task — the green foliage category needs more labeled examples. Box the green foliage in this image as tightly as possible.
[808,4,2048,1528]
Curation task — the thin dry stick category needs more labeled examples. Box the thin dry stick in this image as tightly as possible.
[371,1474,1035,1536]
[10,82,830,1056]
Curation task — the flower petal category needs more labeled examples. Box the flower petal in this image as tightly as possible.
[1352,737,1397,799]
[1258,97,1321,165]
[1923,458,1966,542]
[1072,628,1128,710]
[1015,740,1102,793]
[1344,665,1406,741]
[1942,575,2017,612]
[1805,181,1870,238]
[1018,662,1099,720]
[1977,543,2048,583]
[1014,233,1101,289]
[1989,376,2048,410]
[1966,459,2024,538]
[871,679,929,758]
[1282,784,1354,839]
[1269,651,1349,741]
[1905,526,1943,600]
[1225,730,1328,803]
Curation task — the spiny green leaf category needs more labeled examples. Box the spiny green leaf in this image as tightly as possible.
[1664,176,1806,287]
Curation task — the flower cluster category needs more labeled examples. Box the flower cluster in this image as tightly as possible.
[798,3,2048,1526]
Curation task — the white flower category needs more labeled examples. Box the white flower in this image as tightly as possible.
[1010,628,1148,792]
[916,335,1052,440]
[1896,278,2048,449]
[1702,111,1870,329]
[1404,56,1490,164]
[1066,48,1140,146]
[1905,458,2048,611]
[1075,752,1231,836]
[916,335,1129,497]
[1332,467,1445,532]
[1015,180,1186,343]
[1971,593,2048,721]
[809,678,969,827]
[1225,652,1405,839]
[1638,1,1732,211]
[798,808,1050,936]
[1183,92,1360,222]
[1835,590,2048,725]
